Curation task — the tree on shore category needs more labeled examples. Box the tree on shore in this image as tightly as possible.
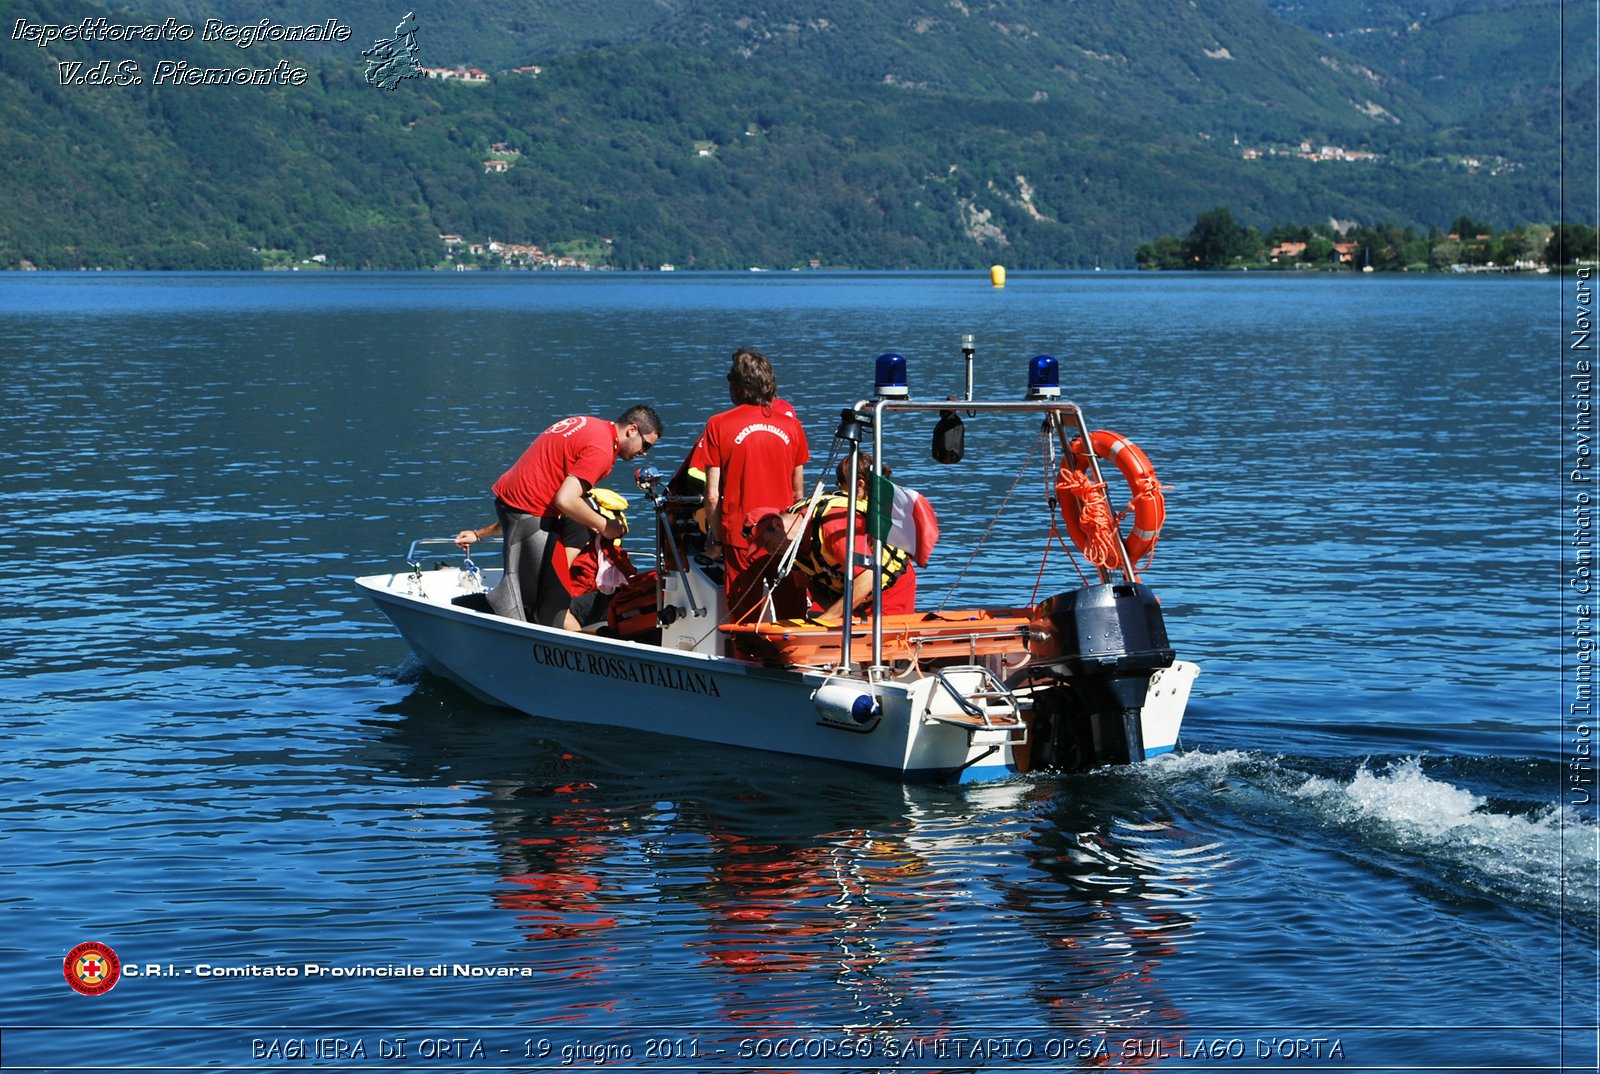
[1548,224,1599,267]
[1134,207,1260,270]
[1133,234,1186,271]
[1183,208,1259,269]
[1139,208,1577,271]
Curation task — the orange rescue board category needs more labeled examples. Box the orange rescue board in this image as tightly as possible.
[722,608,1037,667]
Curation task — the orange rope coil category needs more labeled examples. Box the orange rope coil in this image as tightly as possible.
[1056,429,1165,571]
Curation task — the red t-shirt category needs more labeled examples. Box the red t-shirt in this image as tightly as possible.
[492,416,618,516]
[702,402,808,557]
[686,397,796,480]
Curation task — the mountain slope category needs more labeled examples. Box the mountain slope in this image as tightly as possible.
[2,0,1581,271]
[1263,0,1595,222]
[1261,0,1575,113]
[125,0,1440,135]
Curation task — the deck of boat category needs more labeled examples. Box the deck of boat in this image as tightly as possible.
[720,608,1038,670]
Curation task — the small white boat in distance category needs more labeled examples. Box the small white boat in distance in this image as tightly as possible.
[357,345,1198,783]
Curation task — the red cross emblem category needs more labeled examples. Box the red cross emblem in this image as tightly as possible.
[64,942,121,996]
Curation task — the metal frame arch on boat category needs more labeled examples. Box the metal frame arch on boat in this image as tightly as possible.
[1060,429,1165,568]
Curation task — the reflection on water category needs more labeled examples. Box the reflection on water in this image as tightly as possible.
[359,668,1585,1056]
[376,683,1222,1041]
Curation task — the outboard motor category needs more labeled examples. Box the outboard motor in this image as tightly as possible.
[1026,582,1175,768]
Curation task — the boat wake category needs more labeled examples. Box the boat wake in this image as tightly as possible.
[1142,749,1598,928]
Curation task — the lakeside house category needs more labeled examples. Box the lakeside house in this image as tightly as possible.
[1267,241,1363,264]
[441,234,592,270]
[422,66,489,83]
[1241,140,1382,164]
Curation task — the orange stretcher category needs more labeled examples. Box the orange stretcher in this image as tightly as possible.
[721,608,1038,668]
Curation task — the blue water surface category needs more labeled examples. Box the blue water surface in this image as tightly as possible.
[0,271,1591,1072]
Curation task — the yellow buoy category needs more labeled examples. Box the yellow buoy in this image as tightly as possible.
[990,264,1006,287]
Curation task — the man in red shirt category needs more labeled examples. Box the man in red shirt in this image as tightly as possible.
[475,404,661,627]
[700,349,808,618]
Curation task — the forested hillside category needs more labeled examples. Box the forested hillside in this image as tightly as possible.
[1262,0,1594,204]
[1,0,1588,270]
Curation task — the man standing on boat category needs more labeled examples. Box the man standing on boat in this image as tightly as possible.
[671,393,799,540]
[474,405,661,627]
[700,348,808,617]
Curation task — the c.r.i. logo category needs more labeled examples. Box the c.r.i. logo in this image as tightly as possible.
[64,941,121,996]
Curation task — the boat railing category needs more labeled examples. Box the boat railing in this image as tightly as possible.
[842,396,1138,676]
[402,536,659,601]
[402,538,496,599]
[927,664,1027,737]
[407,536,500,569]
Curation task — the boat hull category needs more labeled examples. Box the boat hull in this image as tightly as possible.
[359,570,1011,781]
[357,567,1195,783]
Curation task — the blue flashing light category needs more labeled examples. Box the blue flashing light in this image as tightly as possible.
[875,352,909,398]
[1027,353,1061,399]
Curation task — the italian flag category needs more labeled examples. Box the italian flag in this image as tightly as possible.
[866,470,939,568]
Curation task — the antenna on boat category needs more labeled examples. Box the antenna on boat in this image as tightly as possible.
[928,335,975,463]
[961,333,975,401]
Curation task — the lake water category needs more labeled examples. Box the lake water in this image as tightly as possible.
[0,270,1593,1071]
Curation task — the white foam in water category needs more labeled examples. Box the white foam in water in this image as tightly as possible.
[1148,751,1598,920]
[1291,757,1597,916]
[1299,757,1488,836]
[1143,747,1259,779]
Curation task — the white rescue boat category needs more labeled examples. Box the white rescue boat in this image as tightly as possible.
[358,345,1198,783]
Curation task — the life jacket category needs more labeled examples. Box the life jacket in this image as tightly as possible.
[587,487,630,536]
[788,493,911,605]
[568,489,636,595]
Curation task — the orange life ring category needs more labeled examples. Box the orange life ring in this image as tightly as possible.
[1056,429,1165,569]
